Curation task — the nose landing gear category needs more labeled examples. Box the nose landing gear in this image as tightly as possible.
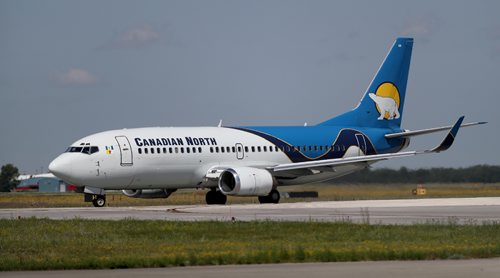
[92,195,106,207]
[84,193,106,207]
[83,186,107,207]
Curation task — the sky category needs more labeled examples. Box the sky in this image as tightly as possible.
[1,0,499,174]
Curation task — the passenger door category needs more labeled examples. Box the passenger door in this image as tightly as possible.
[115,136,133,166]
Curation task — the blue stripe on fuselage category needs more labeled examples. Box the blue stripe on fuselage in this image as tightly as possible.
[231,126,405,163]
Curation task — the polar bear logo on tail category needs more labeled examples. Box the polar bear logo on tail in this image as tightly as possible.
[369,93,400,120]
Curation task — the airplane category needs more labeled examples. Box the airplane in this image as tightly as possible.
[48,37,485,207]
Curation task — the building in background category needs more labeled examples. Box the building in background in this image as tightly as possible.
[15,173,76,192]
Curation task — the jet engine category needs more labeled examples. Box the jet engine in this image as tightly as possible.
[218,167,274,196]
[121,189,176,199]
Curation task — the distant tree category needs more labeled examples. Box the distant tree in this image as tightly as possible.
[334,165,500,184]
[0,164,19,192]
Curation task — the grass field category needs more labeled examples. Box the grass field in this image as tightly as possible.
[1,183,499,208]
[0,219,499,271]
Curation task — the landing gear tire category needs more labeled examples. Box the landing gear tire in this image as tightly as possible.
[258,189,280,204]
[92,195,106,207]
[206,189,227,205]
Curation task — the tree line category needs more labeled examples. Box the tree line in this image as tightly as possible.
[334,165,500,184]
[1,164,499,191]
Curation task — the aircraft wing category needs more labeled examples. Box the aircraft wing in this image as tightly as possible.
[269,116,465,173]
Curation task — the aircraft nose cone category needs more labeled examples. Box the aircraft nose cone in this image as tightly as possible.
[48,156,73,181]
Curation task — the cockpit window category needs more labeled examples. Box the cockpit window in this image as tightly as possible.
[66,146,99,155]
[68,147,83,153]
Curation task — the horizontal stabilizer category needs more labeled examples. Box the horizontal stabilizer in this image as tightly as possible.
[385,121,486,139]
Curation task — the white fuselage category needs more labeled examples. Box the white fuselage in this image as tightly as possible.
[49,126,366,190]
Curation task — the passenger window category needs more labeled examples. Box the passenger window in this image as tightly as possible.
[157,147,160,154]
[257,146,261,152]
[151,148,155,154]
[263,146,267,152]
[169,147,173,153]
[175,147,179,153]
[181,147,184,153]
[138,148,142,154]
[275,146,279,152]
[314,146,318,151]
[245,146,249,152]
[186,148,190,153]
[163,147,167,154]
[232,146,236,153]
[237,146,242,152]
[268,146,272,152]
[198,147,202,153]
[210,147,214,153]
[226,147,230,152]
[145,148,149,154]
[192,147,196,153]
[319,146,323,151]
[221,147,225,153]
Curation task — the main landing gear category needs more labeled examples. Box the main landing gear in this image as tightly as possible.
[258,189,281,204]
[205,189,227,205]
[205,188,281,205]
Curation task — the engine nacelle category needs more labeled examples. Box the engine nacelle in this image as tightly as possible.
[218,167,274,196]
[121,189,176,199]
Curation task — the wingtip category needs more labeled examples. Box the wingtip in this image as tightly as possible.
[430,116,464,153]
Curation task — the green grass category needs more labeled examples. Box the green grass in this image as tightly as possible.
[2,183,499,208]
[1,219,500,270]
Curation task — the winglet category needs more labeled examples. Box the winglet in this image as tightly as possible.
[428,116,464,153]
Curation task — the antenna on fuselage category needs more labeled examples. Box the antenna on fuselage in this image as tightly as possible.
[218,119,223,127]
[304,122,308,126]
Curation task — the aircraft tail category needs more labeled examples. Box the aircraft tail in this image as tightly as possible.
[319,37,413,129]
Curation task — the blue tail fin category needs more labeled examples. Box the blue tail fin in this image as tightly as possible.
[319,37,413,129]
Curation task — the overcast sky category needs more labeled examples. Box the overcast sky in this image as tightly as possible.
[1,0,499,174]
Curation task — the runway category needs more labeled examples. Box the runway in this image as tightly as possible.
[2,197,500,224]
[3,259,500,278]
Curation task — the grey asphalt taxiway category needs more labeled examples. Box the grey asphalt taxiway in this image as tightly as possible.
[2,197,500,224]
[3,259,500,278]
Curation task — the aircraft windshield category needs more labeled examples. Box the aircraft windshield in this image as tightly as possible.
[66,146,99,154]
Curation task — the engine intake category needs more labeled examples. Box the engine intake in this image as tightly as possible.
[218,167,274,196]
